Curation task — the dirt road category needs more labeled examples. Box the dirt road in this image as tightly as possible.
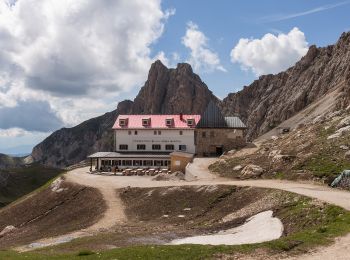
[18,162,350,258]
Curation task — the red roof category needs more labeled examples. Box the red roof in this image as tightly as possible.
[113,114,201,129]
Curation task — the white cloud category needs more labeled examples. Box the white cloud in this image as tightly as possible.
[0,127,29,137]
[0,0,174,132]
[182,22,226,73]
[230,27,309,76]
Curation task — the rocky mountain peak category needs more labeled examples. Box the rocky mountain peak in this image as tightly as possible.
[175,62,194,74]
[32,60,217,167]
[131,60,217,114]
[337,31,350,46]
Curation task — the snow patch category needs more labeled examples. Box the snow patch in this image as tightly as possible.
[170,210,283,245]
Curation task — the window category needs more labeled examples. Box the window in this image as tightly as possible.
[210,131,215,138]
[164,160,171,166]
[128,130,132,135]
[142,118,150,126]
[165,144,174,150]
[119,144,128,150]
[187,119,195,126]
[137,144,146,150]
[154,130,157,135]
[143,160,153,166]
[158,130,161,135]
[122,160,132,166]
[154,160,163,166]
[119,119,127,126]
[133,160,142,166]
[179,145,187,151]
[202,131,206,138]
[166,118,173,126]
[134,130,138,135]
[179,130,183,135]
[152,144,161,150]
[112,160,121,166]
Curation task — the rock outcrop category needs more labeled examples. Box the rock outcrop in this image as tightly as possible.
[221,32,350,140]
[132,61,217,114]
[32,61,217,167]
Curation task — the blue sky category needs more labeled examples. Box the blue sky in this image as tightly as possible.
[155,0,350,97]
[0,0,349,154]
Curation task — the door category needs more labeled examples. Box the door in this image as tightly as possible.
[216,146,223,156]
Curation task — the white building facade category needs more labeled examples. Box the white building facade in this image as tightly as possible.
[87,102,247,171]
[115,129,196,154]
[114,114,199,154]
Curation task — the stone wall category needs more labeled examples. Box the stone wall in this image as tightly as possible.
[195,128,246,156]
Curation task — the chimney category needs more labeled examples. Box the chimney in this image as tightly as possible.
[180,113,183,121]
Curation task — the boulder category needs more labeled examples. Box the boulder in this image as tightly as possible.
[217,159,228,165]
[0,225,16,237]
[340,145,349,150]
[345,151,350,159]
[233,165,243,171]
[240,165,264,179]
[227,149,236,155]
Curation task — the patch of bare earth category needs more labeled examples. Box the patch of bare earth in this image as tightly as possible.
[39,185,322,254]
[0,178,106,249]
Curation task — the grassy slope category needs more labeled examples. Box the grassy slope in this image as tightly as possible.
[1,190,349,259]
[0,164,63,207]
[209,118,350,183]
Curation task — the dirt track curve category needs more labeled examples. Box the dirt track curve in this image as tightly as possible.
[17,158,350,258]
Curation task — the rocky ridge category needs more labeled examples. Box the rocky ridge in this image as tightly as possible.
[221,32,350,140]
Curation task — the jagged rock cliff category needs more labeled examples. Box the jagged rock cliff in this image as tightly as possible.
[32,61,217,167]
[221,32,350,140]
[132,61,217,114]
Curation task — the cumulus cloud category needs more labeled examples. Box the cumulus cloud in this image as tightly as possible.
[0,128,29,137]
[0,0,172,97]
[0,0,173,134]
[230,27,309,76]
[182,22,226,73]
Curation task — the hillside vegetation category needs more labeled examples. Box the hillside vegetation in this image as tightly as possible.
[210,107,350,185]
[0,164,63,207]
[1,186,350,259]
[0,178,106,249]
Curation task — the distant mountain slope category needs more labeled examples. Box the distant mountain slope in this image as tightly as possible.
[0,164,62,207]
[32,61,218,168]
[0,154,23,170]
[221,32,350,140]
